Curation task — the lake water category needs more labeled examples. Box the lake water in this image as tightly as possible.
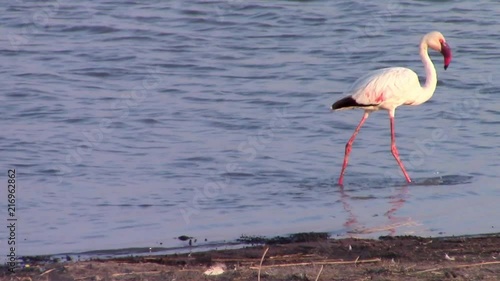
[0,0,499,257]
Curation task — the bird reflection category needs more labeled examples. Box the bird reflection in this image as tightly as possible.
[339,184,416,236]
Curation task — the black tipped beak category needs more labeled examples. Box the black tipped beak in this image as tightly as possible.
[441,41,451,70]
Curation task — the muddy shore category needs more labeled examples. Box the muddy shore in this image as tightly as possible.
[2,233,500,281]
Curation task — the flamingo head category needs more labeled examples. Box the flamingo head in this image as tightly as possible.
[424,31,452,70]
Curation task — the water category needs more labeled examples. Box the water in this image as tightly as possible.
[0,1,499,257]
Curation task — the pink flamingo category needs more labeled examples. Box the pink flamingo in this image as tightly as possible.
[332,31,452,185]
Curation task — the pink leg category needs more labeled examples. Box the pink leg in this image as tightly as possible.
[389,112,412,183]
[338,112,369,185]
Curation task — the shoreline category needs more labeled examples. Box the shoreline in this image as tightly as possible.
[3,232,500,280]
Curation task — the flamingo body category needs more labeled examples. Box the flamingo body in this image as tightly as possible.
[332,31,452,185]
[333,67,421,111]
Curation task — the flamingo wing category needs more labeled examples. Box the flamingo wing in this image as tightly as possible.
[347,67,420,109]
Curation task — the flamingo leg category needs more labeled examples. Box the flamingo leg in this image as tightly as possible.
[389,112,412,183]
[338,111,369,185]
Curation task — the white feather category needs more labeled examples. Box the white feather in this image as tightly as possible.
[346,67,421,110]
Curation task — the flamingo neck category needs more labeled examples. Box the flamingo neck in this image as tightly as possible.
[419,42,437,97]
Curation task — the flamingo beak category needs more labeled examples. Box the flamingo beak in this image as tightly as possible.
[441,41,452,70]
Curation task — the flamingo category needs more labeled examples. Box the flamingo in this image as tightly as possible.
[331,31,452,185]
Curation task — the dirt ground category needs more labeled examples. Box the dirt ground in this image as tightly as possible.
[2,233,500,281]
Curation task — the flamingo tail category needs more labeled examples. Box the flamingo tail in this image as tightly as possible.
[331,96,377,110]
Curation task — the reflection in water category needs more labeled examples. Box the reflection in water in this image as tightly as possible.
[339,187,359,229]
[384,185,411,236]
[339,184,418,236]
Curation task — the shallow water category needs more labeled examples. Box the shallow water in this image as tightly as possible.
[0,1,499,256]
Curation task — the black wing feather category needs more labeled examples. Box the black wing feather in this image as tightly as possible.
[331,96,378,110]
